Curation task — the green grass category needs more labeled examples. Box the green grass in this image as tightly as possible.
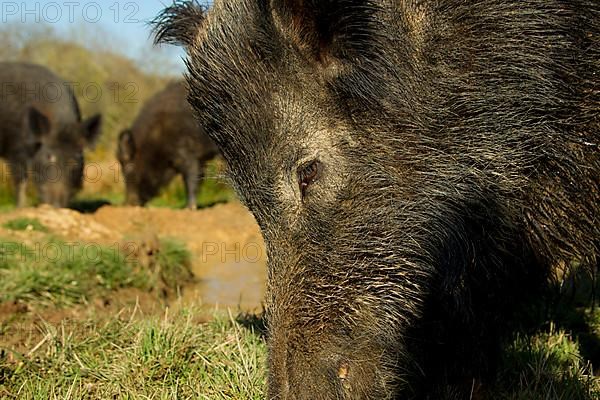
[0,236,195,308]
[0,310,267,399]
[1,309,598,399]
[492,322,600,399]
[156,238,194,292]
[0,239,149,307]
[0,192,15,212]
[3,218,48,233]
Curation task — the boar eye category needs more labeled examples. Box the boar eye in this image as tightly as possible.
[297,160,322,199]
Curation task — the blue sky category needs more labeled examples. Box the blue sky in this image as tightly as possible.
[1,0,213,74]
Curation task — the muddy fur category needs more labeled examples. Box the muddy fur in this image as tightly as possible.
[154,1,599,398]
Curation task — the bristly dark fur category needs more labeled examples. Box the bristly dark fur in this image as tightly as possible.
[155,1,599,399]
[152,0,208,47]
[271,0,383,64]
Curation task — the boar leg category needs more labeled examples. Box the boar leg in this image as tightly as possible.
[182,161,201,210]
[10,162,28,208]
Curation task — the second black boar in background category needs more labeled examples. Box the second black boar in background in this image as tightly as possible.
[117,81,218,209]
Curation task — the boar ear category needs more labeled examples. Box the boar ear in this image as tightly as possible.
[82,114,102,147]
[26,107,51,137]
[153,0,207,48]
[118,129,136,161]
[271,0,380,65]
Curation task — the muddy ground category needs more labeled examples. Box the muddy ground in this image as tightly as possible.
[0,202,267,312]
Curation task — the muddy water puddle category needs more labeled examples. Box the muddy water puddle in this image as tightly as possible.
[186,261,267,311]
[95,203,268,311]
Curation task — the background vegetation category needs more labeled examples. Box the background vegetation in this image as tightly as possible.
[0,23,235,210]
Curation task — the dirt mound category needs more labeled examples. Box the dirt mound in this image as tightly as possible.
[2,205,118,242]
[93,202,263,253]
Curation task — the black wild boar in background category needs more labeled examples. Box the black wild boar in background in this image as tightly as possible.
[117,81,218,209]
[0,62,102,208]
[154,1,599,399]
